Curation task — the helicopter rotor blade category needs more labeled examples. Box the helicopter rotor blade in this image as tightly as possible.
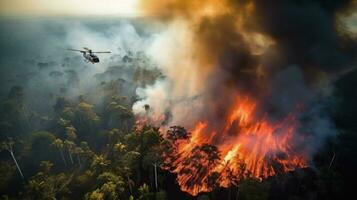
[67,48,85,53]
[92,51,111,53]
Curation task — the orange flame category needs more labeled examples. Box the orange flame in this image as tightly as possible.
[163,95,307,196]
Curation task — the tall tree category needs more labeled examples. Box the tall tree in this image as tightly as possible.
[51,138,67,166]
[23,161,71,200]
[64,140,76,164]
[0,138,24,180]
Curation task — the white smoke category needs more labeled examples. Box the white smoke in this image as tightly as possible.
[0,17,155,113]
[132,19,210,127]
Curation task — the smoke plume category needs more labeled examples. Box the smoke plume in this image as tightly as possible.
[136,0,356,136]
[133,0,357,195]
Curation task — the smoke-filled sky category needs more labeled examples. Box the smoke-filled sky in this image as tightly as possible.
[1,0,356,127]
[0,17,161,116]
[0,0,141,16]
[0,1,356,192]
[1,0,355,126]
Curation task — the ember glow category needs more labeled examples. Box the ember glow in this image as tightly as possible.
[162,94,307,195]
[133,0,356,196]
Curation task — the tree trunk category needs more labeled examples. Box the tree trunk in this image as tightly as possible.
[68,151,74,164]
[10,151,24,180]
[154,163,158,190]
[236,186,240,200]
[60,149,67,167]
[77,154,81,167]
[328,152,336,170]
[127,174,133,194]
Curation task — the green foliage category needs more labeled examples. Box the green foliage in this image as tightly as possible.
[30,131,56,148]
[1,56,171,200]
[52,138,64,149]
[24,131,57,169]
[65,125,77,141]
[77,102,101,124]
[85,189,104,200]
[97,172,124,188]
[2,68,356,200]
[23,161,70,200]
[239,179,270,200]
[138,183,151,200]
[0,161,15,192]
[0,86,30,136]
[91,155,111,174]
[85,172,125,200]
[39,161,53,174]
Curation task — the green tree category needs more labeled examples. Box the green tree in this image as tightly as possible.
[0,86,30,136]
[119,151,140,195]
[74,146,84,167]
[64,140,76,164]
[85,172,125,200]
[0,138,24,180]
[80,141,95,161]
[51,138,67,166]
[91,155,111,174]
[23,161,71,200]
[85,189,104,200]
[65,125,77,141]
[106,101,133,131]
[138,183,152,200]
[28,131,56,164]
[0,161,16,192]
[76,102,100,125]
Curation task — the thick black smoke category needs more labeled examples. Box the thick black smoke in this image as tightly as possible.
[202,0,357,119]
[135,0,357,156]
[252,0,357,71]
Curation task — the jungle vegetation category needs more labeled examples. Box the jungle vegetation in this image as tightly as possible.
[0,57,356,200]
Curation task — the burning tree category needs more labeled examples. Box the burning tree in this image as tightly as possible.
[166,126,191,142]
[171,143,221,195]
[159,96,307,196]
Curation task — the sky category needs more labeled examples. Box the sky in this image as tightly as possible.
[0,0,356,33]
[0,0,141,16]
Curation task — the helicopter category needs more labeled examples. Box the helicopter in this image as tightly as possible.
[67,47,111,63]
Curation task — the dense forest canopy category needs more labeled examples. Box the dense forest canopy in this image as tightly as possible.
[0,0,357,199]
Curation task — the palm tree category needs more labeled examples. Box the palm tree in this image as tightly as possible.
[74,146,84,167]
[0,138,24,180]
[64,140,76,164]
[51,138,67,166]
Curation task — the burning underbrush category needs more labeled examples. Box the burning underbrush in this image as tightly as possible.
[133,0,356,196]
[136,93,308,196]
